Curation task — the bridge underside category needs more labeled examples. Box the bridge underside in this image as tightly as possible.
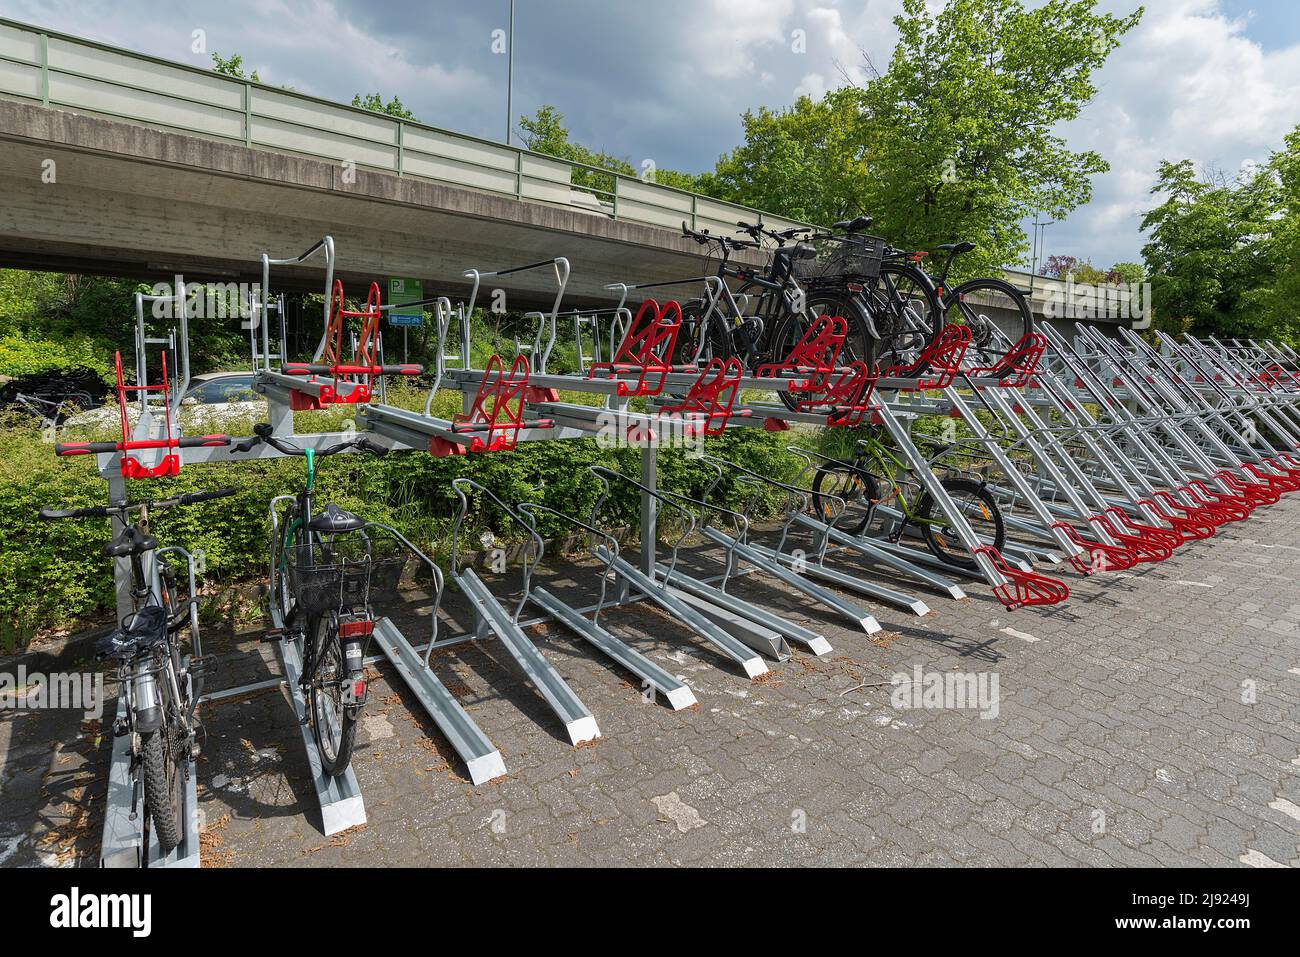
[0,99,743,309]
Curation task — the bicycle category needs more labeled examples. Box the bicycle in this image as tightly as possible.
[812,216,1035,375]
[810,430,1005,569]
[674,222,877,367]
[39,487,236,855]
[233,424,397,776]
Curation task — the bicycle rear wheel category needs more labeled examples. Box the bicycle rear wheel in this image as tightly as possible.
[307,611,358,777]
[944,278,1034,373]
[863,263,943,372]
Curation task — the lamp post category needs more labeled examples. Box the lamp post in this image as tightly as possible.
[505,0,515,145]
[1030,217,1054,299]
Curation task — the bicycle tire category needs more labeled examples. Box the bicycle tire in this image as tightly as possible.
[803,290,880,367]
[811,463,880,536]
[945,277,1034,373]
[916,477,1004,570]
[670,300,733,367]
[864,263,944,372]
[307,611,358,777]
[141,724,183,855]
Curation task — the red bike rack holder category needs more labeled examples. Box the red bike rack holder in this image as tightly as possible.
[1051,521,1138,573]
[659,356,745,437]
[281,281,420,409]
[586,299,681,398]
[437,353,551,455]
[967,331,1047,387]
[1186,480,1251,521]
[975,545,1070,610]
[1154,494,1222,530]
[884,324,971,390]
[1138,497,1216,541]
[54,351,228,478]
[1243,461,1300,494]
[1260,364,1300,390]
[1086,512,1173,564]
[822,361,881,428]
[1217,469,1280,506]
[1105,506,1183,552]
[755,313,847,397]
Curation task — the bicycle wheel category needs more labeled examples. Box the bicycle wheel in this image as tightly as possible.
[811,463,880,536]
[271,509,298,626]
[670,300,732,367]
[863,263,943,371]
[916,477,1004,570]
[944,278,1034,373]
[803,290,879,366]
[140,686,184,854]
[307,611,358,777]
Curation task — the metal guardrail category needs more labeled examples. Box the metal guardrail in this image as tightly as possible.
[0,16,813,239]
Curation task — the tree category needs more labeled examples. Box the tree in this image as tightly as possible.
[854,0,1143,276]
[210,52,259,83]
[1140,156,1280,339]
[706,90,873,224]
[352,93,418,121]
[1041,255,1079,278]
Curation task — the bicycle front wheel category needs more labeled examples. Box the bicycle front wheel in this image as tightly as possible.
[916,477,1004,570]
[944,278,1034,373]
[307,611,358,777]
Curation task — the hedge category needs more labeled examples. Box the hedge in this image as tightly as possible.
[0,419,809,651]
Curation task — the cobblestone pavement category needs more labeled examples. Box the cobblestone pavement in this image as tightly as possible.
[3,497,1299,868]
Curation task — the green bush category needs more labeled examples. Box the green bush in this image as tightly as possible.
[0,418,808,650]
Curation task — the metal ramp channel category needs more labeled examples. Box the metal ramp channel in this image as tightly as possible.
[370,616,506,785]
[596,547,770,678]
[655,565,833,656]
[698,527,883,633]
[530,586,698,710]
[456,568,600,745]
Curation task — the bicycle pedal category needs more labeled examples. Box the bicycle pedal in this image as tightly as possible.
[112,717,131,738]
[187,654,218,678]
[264,627,286,641]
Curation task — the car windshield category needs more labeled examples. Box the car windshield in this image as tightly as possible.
[187,376,257,404]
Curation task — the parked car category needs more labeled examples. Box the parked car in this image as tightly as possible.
[65,370,264,431]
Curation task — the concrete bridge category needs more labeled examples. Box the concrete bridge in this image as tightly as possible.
[0,17,803,309]
[0,16,1139,333]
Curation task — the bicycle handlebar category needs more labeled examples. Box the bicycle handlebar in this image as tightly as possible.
[54,434,231,457]
[231,425,388,459]
[40,487,237,521]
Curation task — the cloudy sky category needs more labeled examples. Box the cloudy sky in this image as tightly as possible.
[4,0,1298,270]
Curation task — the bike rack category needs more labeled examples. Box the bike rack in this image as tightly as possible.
[450,479,600,746]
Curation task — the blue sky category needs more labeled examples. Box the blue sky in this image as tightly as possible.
[2,0,1297,270]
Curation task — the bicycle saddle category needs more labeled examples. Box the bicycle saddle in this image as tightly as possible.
[103,525,159,557]
[936,241,977,254]
[96,605,168,660]
[308,503,366,533]
[833,215,874,232]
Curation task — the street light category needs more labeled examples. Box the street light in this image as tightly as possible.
[505,0,515,145]
[1030,217,1054,298]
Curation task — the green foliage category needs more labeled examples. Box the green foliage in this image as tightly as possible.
[707,91,872,225]
[352,93,418,120]
[210,51,259,82]
[857,0,1142,276]
[1140,127,1300,341]
[0,414,808,647]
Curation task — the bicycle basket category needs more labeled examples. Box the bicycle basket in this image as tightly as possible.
[286,538,407,616]
[793,235,885,282]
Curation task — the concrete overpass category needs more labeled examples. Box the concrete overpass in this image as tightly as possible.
[0,17,802,308]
